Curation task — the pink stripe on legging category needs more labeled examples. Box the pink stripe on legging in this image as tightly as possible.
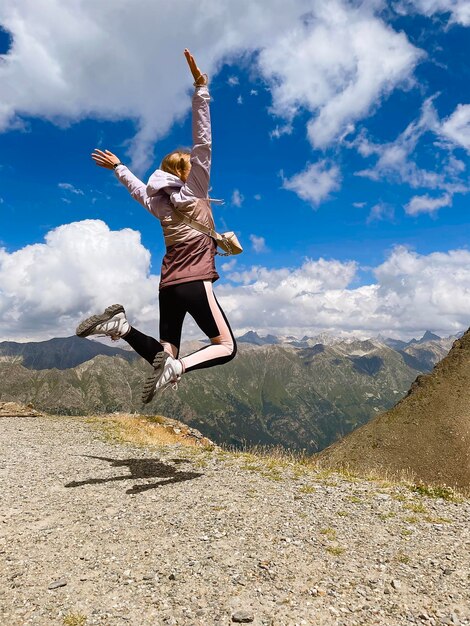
[180,281,234,371]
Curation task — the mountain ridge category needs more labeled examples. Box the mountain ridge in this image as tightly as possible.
[316,328,470,493]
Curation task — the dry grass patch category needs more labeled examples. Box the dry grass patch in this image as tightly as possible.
[63,614,87,626]
[326,546,346,556]
[86,413,213,450]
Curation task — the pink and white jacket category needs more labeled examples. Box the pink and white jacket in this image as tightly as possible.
[114,83,219,290]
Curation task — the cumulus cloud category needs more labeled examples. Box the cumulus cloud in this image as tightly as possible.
[405,193,452,215]
[2,223,470,340]
[440,104,470,152]
[282,161,341,206]
[395,0,470,25]
[258,0,422,148]
[249,235,268,253]
[0,0,422,171]
[217,247,470,338]
[0,220,159,341]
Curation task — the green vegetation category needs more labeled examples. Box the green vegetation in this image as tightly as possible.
[326,546,346,556]
[410,483,462,502]
[298,485,316,494]
[63,614,87,626]
[320,527,337,540]
[395,553,411,564]
[404,501,428,513]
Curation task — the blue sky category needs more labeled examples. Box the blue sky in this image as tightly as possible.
[0,1,469,341]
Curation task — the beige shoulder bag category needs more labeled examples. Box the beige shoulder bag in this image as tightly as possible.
[171,204,243,257]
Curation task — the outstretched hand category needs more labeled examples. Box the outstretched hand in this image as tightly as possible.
[184,48,207,85]
[91,149,121,170]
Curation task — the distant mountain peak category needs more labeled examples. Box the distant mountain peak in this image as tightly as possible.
[236,331,279,345]
[409,330,441,345]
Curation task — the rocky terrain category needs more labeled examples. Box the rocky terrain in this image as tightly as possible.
[317,328,470,494]
[1,408,469,626]
[0,333,454,454]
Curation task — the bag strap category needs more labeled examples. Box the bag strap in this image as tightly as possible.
[171,203,225,244]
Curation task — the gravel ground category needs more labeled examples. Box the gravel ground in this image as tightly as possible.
[1,414,469,626]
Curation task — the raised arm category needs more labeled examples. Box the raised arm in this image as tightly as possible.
[172,50,211,203]
[91,148,149,209]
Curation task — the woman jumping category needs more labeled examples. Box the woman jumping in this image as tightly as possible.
[76,49,237,403]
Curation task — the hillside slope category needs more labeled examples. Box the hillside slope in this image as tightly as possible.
[316,329,470,492]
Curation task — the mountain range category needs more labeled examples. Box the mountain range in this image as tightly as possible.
[0,330,455,453]
[317,328,470,494]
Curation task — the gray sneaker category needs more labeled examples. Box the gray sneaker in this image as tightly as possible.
[141,351,182,404]
[75,304,130,339]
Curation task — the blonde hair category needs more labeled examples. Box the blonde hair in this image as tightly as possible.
[160,149,191,179]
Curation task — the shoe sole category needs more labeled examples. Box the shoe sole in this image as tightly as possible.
[75,304,125,338]
[141,351,170,404]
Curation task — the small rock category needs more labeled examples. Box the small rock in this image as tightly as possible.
[48,578,67,590]
[168,573,177,581]
[232,611,254,623]
[391,579,401,590]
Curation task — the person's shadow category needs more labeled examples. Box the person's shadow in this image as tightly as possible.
[65,455,203,494]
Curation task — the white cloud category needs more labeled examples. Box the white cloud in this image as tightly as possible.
[254,194,262,201]
[250,89,258,96]
[221,259,237,272]
[231,189,244,207]
[58,182,84,195]
[367,203,395,223]
[395,0,470,25]
[249,235,268,253]
[0,220,159,341]
[282,160,341,206]
[2,224,470,340]
[353,201,366,208]
[258,0,422,149]
[440,104,470,152]
[217,247,470,338]
[270,123,293,139]
[0,0,422,171]
[227,76,239,86]
[355,97,469,196]
[237,95,243,105]
[355,97,440,185]
[405,193,452,215]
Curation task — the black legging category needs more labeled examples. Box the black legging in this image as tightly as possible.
[124,280,237,373]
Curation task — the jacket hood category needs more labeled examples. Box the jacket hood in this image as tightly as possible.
[146,169,183,197]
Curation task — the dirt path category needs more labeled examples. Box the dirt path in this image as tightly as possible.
[1,414,469,626]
